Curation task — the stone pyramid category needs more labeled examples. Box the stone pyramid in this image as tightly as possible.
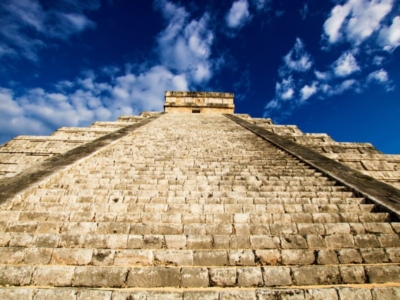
[0,91,399,299]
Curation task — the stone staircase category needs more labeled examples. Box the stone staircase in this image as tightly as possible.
[0,113,399,299]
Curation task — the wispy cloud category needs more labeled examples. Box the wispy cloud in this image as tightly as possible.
[0,0,99,62]
[251,0,272,11]
[300,3,309,20]
[280,38,313,76]
[332,52,360,77]
[264,39,315,119]
[226,0,252,29]
[300,82,317,101]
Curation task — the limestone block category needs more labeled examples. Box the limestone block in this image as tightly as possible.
[126,267,180,287]
[317,250,339,265]
[263,267,292,286]
[181,267,209,287]
[209,267,236,287]
[32,266,74,286]
[73,267,128,287]
[338,288,372,300]
[24,248,53,265]
[154,250,193,266]
[0,266,34,286]
[372,287,400,300]
[51,248,92,265]
[229,250,255,266]
[366,265,400,283]
[91,250,115,266]
[237,267,263,287]
[337,249,362,264]
[0,289,34,300]
[33,289,78,300]
[292,266,340,285]
[304,289,338,300]
[194,250,227,266]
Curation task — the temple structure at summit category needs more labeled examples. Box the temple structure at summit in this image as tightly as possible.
[0,91,399,299]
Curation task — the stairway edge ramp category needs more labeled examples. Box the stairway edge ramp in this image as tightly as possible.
[0,113,164,205]
[224,114,400,219]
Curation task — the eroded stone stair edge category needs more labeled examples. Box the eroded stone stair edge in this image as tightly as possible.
[0,114,164,204]
[225,114,400,218]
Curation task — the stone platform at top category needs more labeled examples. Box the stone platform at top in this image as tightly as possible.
[164,91,235,114]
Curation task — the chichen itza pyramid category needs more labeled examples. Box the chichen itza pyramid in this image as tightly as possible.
[0,91,399,299]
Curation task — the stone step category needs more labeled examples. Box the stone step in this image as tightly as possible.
[0,211,388,225]
[1,204,376,217]
[2,214,392,235]
[1,264,399,288]
[2,229,399,250]
[18,192,358,204]
[4,197,367,212]
[28,186,349,198]
[1,247,399,267]
[1,286,400,300]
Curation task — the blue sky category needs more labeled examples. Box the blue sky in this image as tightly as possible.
[0,0,399,153]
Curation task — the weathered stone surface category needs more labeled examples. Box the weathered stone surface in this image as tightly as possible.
[338,288,372,300]
[209,268,236,287]
[181,267,209,287]
[33,289,77,300]
[127,267,180,287]
[73,267,127,287]
[263,267,292,286]
[0,288,33,300]
[292,266,341,285]
[237,267,263,287]
[32,266,74,286]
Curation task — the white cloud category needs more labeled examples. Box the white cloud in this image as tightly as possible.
[368,69,389,82]
[300,82,318,101]
[378,16,400,51]
[323,0,393,46]
[281,38,313,75]
[276,77,295,100]
[0,0,99,61]
[332,52,360,77]
[226,0,251,29]
[314,71,331,81]
[155,0,214,84]
[323,3,352,43]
